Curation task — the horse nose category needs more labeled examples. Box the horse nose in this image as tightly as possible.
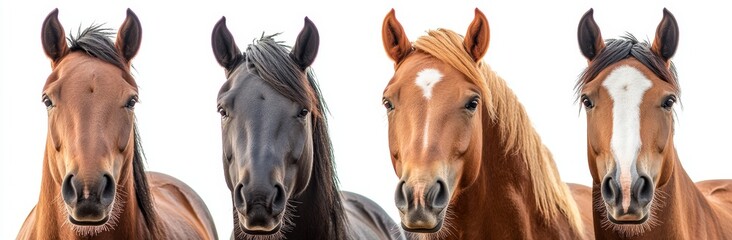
[61,173,115,221]
[632,175,653,208]
[395,181,408,211]
[601,175,620,205]
[234,182,287,219]
[395,179,449,231]
[601,172,654,222]
[430,180,449,209]
[395,180,449,211]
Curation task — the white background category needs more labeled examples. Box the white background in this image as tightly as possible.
[2,0,731,238]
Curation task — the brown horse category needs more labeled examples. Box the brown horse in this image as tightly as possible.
[381,8,594,239]
[17,9,217,239]
[576,8,732,239]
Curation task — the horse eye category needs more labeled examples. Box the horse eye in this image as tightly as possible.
[662,95,676,109]
[125,96,138,109]
[465,97,479,111]
[581,95,594,109]
[297,108,309,118]
[42,95,53,109]
[217,107,227,118]
[383,99,394,111]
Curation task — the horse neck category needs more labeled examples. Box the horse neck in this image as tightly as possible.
[449,75,582,239]
[33,144,150,239]
[596,147,727,239]
[281,155,347,239]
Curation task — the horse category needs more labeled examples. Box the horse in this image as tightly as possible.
[17,9,218,240]
[575,8,732,239]
[210,16,404,240]
[380,8,594,239]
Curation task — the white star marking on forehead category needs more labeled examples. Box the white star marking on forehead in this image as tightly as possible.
[415,68,443,99]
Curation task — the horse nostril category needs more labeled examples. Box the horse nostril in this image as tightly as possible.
[62,174,77,205]
[271,184,286,215]
[394,181,408,212]
[234,183,246,209]
[601,176,619,205]
[634,175,654,207]
[100,174,116,206]
[430,180,449,209]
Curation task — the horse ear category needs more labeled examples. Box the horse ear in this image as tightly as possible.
[651,8,679,63]
[211,16,242,70]
[577,8,605,61]
[291,17,320,70]
[116,9,142,64]
[41,8,68,64]
[382,9,412,64]
[464,8,490,62]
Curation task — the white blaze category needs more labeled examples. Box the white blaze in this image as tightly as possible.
[415,68,443,150]
[602,65,652,212]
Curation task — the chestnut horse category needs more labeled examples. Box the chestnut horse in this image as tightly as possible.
[211,17,404,240]
[381,8,593,239]
[17,9,217,239]
[576,8,732,239]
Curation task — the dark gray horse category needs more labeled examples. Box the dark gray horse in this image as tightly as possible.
[211,17,404,240]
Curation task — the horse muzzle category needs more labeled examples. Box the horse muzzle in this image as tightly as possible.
[394,180,449,232]
[61,173,116,225]
[601,173,654,224]
[234,183,287,234]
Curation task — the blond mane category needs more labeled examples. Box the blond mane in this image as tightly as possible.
[412,28,584,235]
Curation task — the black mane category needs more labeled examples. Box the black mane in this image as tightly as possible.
[132,125,163,238]
[242,34,348,239]
[68,25,127,71]
[575,34,679,99]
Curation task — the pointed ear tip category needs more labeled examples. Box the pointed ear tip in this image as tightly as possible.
[387,8,396,18]
[304,16,314,26]
[584,8,594,17]
[217,16,227,25]
[662,8,675,18]
[47,8,59,18]
[474,8,488,23]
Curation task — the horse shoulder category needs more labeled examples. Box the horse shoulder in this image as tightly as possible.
[696,179,732,208]
[146,171,218,240]
[696,179,732,232]
[341,191,405,240]
[696,179,732,210]
[565,183,594,239]
[16,206,38,240]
